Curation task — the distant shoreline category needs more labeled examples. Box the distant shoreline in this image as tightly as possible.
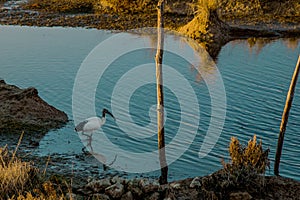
[1,1,299,61]
[0,0,299,35]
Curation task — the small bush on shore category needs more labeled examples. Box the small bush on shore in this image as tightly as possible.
[225,135,270,174]
[199,135,270,199]
[221,135,270,189]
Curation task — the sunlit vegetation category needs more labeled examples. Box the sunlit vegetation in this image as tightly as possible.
[199,135,270,199]
[225,135,270,174]
[0,133,70,199]
[179,0,218,43]
[219,0,300,22]
[0,145,36,197]
[25,0,157,13]
[24,0,96,13]
[95,0,156,13]
[220,135,270,188]
[24,0,300,20]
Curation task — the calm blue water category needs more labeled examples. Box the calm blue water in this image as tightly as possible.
[0,25,299,181]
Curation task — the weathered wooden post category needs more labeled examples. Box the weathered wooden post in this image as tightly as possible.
[155,0,168,184]
[274,55,300,176]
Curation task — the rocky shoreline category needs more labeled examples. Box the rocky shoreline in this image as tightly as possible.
[64,171,300,199]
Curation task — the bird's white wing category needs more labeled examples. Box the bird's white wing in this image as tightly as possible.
[82,117,102,132]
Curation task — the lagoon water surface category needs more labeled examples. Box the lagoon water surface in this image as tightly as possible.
[0,25,299,180]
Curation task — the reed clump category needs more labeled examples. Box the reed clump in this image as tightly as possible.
[0,145,37,198]
[0,133,69,199]
[199,135,270,199]
[220,135,270,190]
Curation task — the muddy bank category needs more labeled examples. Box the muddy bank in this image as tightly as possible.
[0,80,68,134]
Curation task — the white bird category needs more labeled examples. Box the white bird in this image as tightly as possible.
[75,109,115,170]
[75,108,115,133]
[75,108,115,153]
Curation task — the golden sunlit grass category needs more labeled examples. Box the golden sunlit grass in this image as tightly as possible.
[218,0,300,22]
[0,132,70,199]
[25,0,156,13]
[0,145,34,197]
[221,135,270,187]
[96,0,155,13]
[226,135,270,174]
[25,0,96,13]
[178,0,218,44]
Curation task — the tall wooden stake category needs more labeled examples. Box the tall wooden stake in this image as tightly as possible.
[155,0,168,184]
[274,55,300,176]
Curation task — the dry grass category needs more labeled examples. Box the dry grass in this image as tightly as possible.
[0,132,70,199]
[95,0,156,13]
[24,0,300,21]
[178,0,218,44]
[25,0,157,13]
[25,0,96,13]
[0,145,35,197]
[220,135,270,190]
[218,0,300,22]
[225,135,270,174]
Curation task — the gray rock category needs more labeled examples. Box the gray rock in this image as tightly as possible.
[130,186,143,198]
[146,192,160,200]
[139,178,159,193]
[92,193,110,200]
[112,175,124,184]
[105,182,125,199]
[121,191,134,200]
[229,192,252,200]
[86,178,111,193]
[190,177,202,188]
[170,182,181,189]
[127,179,143,198]
[139,178,151,187]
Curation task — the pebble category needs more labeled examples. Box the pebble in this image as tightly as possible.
[105,182,124,199]
[190,176,202,188]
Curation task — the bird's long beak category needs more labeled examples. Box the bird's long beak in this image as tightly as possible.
[106,110,115,120]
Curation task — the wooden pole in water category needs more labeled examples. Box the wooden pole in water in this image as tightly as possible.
[274,55,300,176]
[155,0,168,184]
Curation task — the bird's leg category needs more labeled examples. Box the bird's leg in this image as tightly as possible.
[85,133,94,153]
[103,164,108,171]
[81,132,94,154]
